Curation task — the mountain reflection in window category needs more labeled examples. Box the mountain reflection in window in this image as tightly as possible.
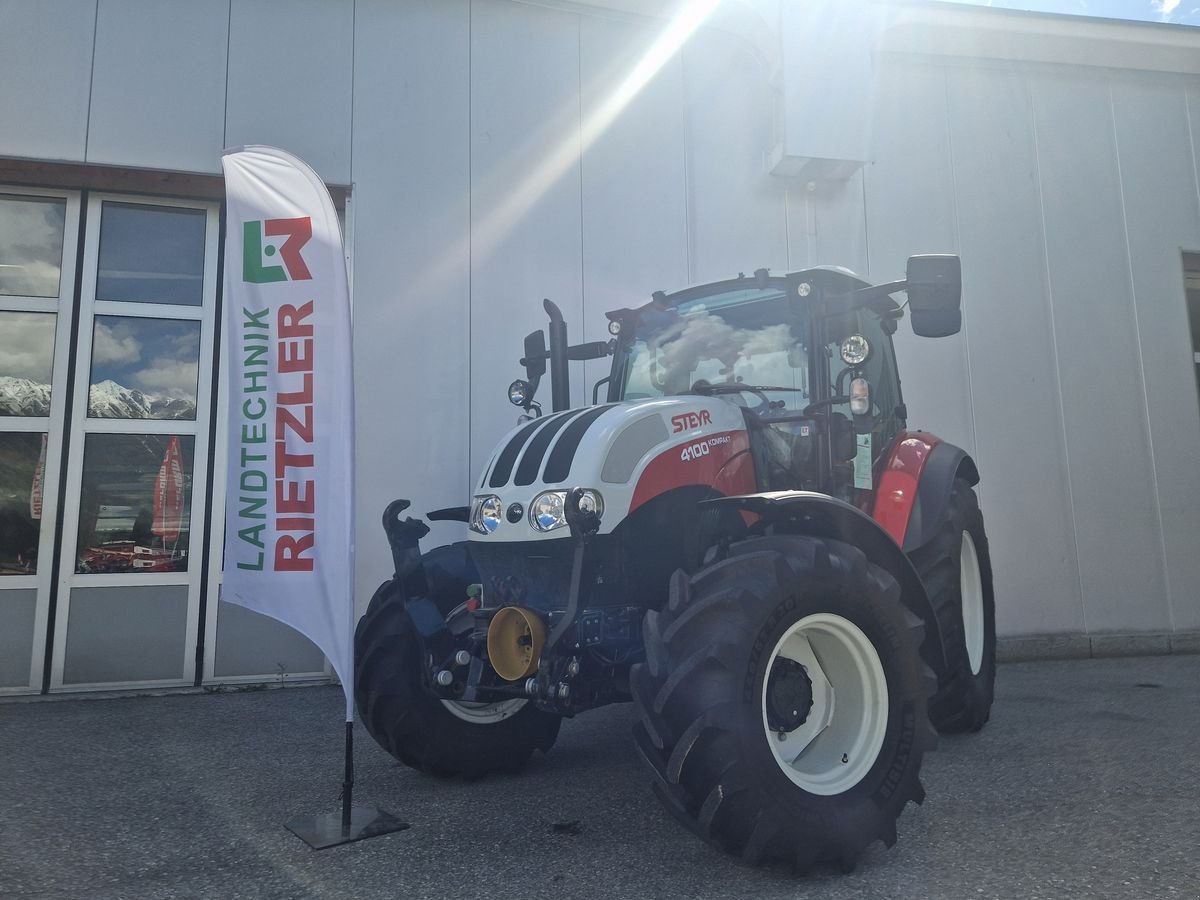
[87,316,200,420]
[0,311,56,417]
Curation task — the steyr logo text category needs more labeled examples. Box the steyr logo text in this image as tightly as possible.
[671,409,712,433]
[243,217,313,284]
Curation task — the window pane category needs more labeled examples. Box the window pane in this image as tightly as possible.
[0,432,47,575]
[76,434,194,574]
[0,311,55,416]
[97,202,205,306]
[0,194,66,298]
[88,316,200,420]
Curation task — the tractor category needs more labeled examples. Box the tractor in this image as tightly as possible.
[354,256,996,871]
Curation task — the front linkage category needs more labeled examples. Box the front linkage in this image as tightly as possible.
[379,492,628,717]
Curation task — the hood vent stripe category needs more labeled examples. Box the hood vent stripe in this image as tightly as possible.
[513,408,589,486]
[487,412,569,488]
[542,404,618,484]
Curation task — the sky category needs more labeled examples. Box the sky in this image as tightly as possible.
[948,0,1200,25]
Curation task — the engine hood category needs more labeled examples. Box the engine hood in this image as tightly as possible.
[470,396,754,542]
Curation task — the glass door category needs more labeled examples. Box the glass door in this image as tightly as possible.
[49,195,220,690]
[0,188,79,694]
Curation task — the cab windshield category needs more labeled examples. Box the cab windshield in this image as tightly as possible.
[620,286,812,411]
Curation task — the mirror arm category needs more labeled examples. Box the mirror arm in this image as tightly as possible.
[847,279,906,309]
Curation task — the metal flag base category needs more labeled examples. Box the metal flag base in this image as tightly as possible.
[286,804,410,850]
[286,722,409,849]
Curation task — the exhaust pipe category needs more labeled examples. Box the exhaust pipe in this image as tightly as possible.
[544,298,570,412]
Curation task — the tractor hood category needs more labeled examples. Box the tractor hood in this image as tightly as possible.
[470,397,754,542]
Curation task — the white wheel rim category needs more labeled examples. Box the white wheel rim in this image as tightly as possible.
[437,601,528,724]
[761,613,889,796]
[440,695,527,724]
[960,531,985,676]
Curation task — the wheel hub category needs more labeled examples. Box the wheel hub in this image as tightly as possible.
[760,613,889,795]
[766,658,814,733]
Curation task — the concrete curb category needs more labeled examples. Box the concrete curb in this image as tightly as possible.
[998,631,1200,662]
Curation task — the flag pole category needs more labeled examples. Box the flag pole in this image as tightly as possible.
[341,719,353,834]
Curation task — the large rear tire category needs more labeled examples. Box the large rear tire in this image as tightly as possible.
[630,535,936,871]
[354,543,561,778]
[911,479,996,733]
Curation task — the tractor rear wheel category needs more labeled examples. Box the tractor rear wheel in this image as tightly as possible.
[354,543,561,778]
[630,535,936,871]
[912,478,996,733]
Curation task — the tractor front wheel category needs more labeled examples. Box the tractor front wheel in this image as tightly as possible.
[912,478,996,733]
[630,535,936,871]
[354,544,561,778]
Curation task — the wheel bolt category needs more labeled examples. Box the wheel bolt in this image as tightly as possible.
[435,670,453,687]
[454,650,472,666]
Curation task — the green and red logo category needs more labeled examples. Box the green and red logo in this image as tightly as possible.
[243,217,313,283]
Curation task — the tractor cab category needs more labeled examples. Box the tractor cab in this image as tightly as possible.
[509,258,961,505]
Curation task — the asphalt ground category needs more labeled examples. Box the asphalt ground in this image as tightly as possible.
[2,655,1199,900]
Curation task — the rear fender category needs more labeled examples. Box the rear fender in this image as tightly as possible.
[703,491,949,672]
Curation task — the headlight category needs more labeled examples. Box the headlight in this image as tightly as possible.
[576,489,604,519]
[508,379,530,407]
[470,495,503,535]
[530,491,567,532]
[840,334,871,366]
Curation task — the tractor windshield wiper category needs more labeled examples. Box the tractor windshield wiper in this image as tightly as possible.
[689,380,807,396]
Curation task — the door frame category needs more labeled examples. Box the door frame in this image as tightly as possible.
[0,186,81,695]
[48,192,221,692]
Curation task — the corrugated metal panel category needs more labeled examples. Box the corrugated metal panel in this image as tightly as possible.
[1031,72,1167,633]
[814,171,870,276]
[225,0,353,183]
[944,63,1083,635]
[682,29,787,283]
[0,0,95,161]
[348,0,471,613]
[578,14,689,392]
[865,60,973,458]
[87,0,228,172]
[468,0,584,478]
[1110,79,1200,632]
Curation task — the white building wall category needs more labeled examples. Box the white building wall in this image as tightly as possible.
[864,53,1200,638]
[2,0,1198,647]
[0,0,96,161]
[87,0,229,172]
[349,0,473,596]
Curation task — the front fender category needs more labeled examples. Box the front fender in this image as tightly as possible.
[872,432,979,553]
[702,491,949,673]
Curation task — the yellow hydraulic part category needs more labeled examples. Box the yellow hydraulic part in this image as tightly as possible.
[486,606,546,681]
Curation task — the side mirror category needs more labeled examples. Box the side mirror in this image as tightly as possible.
[522,330,547,381]
[906,254,962,338]
[830,413,858,463]
[513,330,547,410]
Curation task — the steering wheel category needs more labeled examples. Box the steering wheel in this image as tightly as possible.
[689,380,772,416]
